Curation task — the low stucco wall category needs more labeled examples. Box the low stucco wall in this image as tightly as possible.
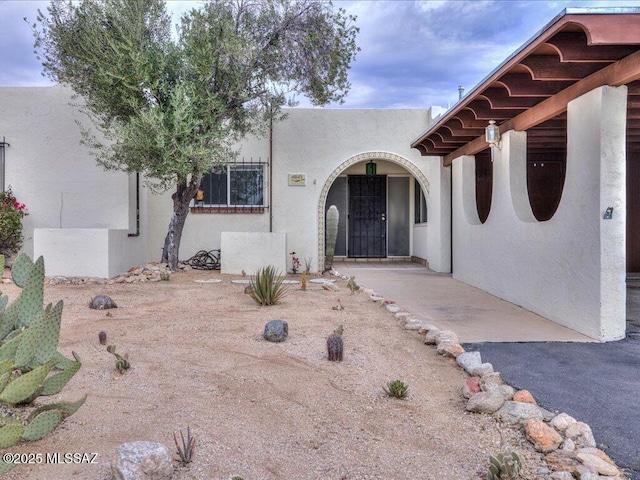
[34,228,146,278]
[412,224,428,262]
[220,232,286,275]
[451,86,626,341]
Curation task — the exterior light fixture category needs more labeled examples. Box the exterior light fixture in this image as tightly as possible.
[366,160,377,176]
[485,120,501,150]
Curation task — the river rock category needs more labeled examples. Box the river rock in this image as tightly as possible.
[466,390,505,414]
[525,419,563,453]
[456,351,482,374]
[263,320,288,342]
[494,401,544,425]
[513,390,536,404]
[565,422,596,448]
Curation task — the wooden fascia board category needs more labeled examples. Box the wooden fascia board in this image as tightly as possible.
[442,48,640,166]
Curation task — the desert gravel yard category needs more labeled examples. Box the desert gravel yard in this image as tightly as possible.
[0,268,550,479]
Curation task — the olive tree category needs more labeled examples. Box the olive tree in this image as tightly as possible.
[32,0,359,270]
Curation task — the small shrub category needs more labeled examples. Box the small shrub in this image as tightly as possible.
[0,187,28,257]
[174,426,196,465]
[248,266,289,306]
[383,379,409,399]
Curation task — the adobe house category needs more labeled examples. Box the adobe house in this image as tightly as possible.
[0,86,441,278]
[411,8,640,341]
[3,7,640,342]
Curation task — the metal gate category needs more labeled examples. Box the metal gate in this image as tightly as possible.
[348,175,386,258]
[0,137,7,192]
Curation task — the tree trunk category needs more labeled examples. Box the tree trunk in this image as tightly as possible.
[161,171,202,271]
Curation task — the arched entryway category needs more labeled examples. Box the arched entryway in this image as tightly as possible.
[317,151,430,270]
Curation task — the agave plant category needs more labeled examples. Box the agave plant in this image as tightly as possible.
[248,266,289,306]
[383,379,409,399]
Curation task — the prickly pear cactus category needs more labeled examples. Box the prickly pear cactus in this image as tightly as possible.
[0,253,85,463]
[488,448,523,480]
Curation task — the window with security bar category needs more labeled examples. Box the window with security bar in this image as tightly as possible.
[193,158,268,213]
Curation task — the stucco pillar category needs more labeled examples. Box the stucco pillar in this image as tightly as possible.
[426,158,451,273]
[568,85,627,340]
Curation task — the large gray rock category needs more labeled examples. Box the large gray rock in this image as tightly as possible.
[494,401,544,425]
[565,421,596,448]
[434,330,459,346]
[90,294,117,310]
[465,390,506,414]
[481,376,515,400]
[263,320,288,342]
[456,351,482,374]
[111,441,173,480]
[469,362,494,377]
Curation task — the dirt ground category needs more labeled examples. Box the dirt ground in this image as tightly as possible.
[0,267,550,480]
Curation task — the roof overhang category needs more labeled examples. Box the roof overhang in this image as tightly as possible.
[411,8,640,166]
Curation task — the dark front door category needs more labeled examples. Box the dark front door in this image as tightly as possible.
[348,175,386,258]
[628,154,640,272]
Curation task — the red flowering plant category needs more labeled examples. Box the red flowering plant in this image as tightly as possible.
[0,187,28,257]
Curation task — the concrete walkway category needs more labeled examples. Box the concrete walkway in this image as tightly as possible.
[336,260,593,343]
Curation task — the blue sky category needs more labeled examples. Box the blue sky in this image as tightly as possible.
[2,0,640,108]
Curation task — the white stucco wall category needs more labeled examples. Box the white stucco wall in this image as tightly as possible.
[452,86,627,341]
[147,108,435,272]
[220,232,286,275]
[34,228,145,278]
[0,85,144,269]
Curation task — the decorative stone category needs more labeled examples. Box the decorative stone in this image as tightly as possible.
[310,278,335,284]
[231,279,251,284]
[575,447,615,465]
[385,304,401,313]
[322,283,339,292]
[194,279,222,283]
[575,452,619,476]
[465,390,505,414]
[561,438,576,452]
[550,472,574,480]
[434,330,459,346]
[111,441,173,480]
[574,464,598,479]
[525,419,563,453]
[550,412,577,432]
[456,351,482,374]
[565,422,596,448]
[546,451,581,474]
[469,362,494,377]
[513,390,536,404]
[423,329,442,345]
[89,295,117,310]
[480,378,515,401]
[263,320,288,342]
[404,321,423,331]
[494,401,544,425]
[462,377,481,399]
[437,343,465,357]
[370,295,384,302]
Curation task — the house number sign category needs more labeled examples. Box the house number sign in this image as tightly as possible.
[288,174,306,186]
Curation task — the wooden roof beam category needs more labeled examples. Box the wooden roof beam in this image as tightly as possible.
[443,48,640,166]
[479,87,541,109]
[520,55,611,80]
[497,73,573,97]
[545,31,637,62]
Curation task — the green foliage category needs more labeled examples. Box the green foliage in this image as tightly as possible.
[347,275,359,294]
[0,187,28,257]
[174,426,196,466]
[31,0,359,270]
[0,254,85,454]
[488,448,523,480]
[248,266,289,306]
[383,380,409,399]
[325,205,339,270]
[106,345,130,373]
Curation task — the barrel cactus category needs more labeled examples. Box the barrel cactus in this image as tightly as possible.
[0,254,85,474]
[325,205,339,271]
[327,325,344,361]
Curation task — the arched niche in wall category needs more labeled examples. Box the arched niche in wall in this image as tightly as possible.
[475,149,493,224]
[526,116,567,222]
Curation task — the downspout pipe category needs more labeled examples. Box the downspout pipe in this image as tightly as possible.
[128,172,140,237]
[269,115,273,233]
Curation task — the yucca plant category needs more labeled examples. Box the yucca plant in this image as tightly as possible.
[248,266,289,306]
[383,379,409,399]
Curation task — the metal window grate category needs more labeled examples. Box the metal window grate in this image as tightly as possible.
[195,157,269,213]
[0,137,8,192]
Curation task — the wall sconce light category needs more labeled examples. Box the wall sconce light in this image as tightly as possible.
[485,120,501,150]
[366,160,377,176]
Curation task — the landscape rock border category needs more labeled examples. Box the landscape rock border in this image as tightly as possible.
[331,269,628,480]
